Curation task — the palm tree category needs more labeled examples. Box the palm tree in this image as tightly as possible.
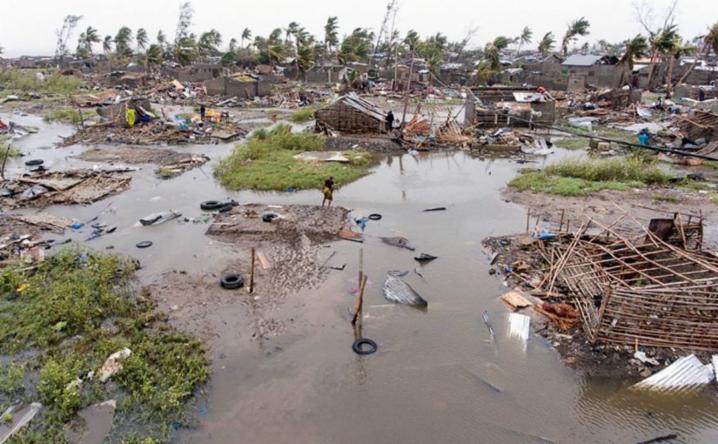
[228,38,238,53]
[664,38,696,96]
[241,28,251,47]
[198,30,222,60]
[157,30,167,47]
[146,43,163,71]
[516,26,532,56]
[136,28,148,53]
[83,26,100,54]
[324,17,339,53]
[561,17,590,56]
[538,32,555,57]
[114,26,133,58]
[676,22,718,86]
[285,22,299,45]
[619,35,648,71]
[102,35,113,55]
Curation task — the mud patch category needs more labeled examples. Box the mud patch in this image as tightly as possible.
[207,204,350,244]
[78,146,210,178]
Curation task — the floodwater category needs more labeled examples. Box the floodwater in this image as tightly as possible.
[3,112,718,444]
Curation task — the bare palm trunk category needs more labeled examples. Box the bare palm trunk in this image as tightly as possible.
[646,46,658,90]
[666,56,675,97]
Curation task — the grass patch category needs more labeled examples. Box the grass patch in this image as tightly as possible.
[216,124,372,191]
[0,248,209,442]
[1,136,22,158]
[42,107,91,124]
[652,194,680,203]
[553,137,589,150]
[288,107,315,123]
[0,69,83,96]
[510,156,672,196]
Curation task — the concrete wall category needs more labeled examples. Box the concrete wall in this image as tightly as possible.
[204,77,270,98]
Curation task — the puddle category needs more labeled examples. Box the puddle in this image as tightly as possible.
[3,117,717,443]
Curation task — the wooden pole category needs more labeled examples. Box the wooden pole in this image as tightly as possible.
[351,274,368,326]
[249,247,256,294]
[358,247,363,287]
[525,209,531,233]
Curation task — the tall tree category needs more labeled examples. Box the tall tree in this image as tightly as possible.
[146,44,163,70]
[676,22,718,86]
[619,34,648,71]
[561,17,590,56]
[55,15,83,65]
[114,26,134,58]
[241,28,251,47]
[136,28,148,53]
[285,22,300,45]
[198,29,222,59]
[102,35,113,55]
[228,38,238,53]
[538,32,555,57]
[82,26,100,55]
[174,1,194,62]
[663,37,696,96]
[516,26,532,55]
[635,0,678,90]
[324,16,339,53]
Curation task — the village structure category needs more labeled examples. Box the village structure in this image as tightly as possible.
[1,1,718,443]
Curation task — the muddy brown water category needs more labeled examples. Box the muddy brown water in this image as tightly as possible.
[3,112,718,443]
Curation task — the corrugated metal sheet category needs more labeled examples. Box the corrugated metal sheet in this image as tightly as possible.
[632,355,714,392]
[338,93,385,121]
[562,54,602,67]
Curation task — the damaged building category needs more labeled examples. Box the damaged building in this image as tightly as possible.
[204,73,271,99]
[315,93,386,134]
[464,86,556,128]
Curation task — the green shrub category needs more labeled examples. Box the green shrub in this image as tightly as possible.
[289,107,316,123]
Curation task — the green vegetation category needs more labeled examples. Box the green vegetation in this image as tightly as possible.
[0,248,209,442]
[1,136,23,158]
[0,69,83,97]
[553,137,589,149]
[42,107,91,124]
[288,107,316,123]
[652,194,680,203]
[216,124,372,191]
[510,156,672,196]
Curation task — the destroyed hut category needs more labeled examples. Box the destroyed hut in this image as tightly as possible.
[464,87,556,128]
[315,93,386,134]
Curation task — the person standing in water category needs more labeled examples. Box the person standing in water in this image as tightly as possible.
[322,176,334,207]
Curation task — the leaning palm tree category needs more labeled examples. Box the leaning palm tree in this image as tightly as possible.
[102,35,113,55]
[241,28,251,47]
[619,35,648,71]
[538,32,555,57]
[136,28,148,53]
[561,17,590,56]
[516,26,532,56]
[83,26,100,55]
[676,22,718,86]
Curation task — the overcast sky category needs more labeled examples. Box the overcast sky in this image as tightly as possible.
[1,0,716,57]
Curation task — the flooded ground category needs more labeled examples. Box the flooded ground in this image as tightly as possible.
[3,111,718,443]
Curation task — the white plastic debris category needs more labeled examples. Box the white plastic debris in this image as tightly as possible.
[97,348,132,383]
[632,354,714,392]
[634,351,660,366]
[507,313,530,342]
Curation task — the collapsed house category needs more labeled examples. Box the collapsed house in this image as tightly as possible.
[315,93,386,134]
[204,73,271,99]
[543,215,718,351]
[464,86,556,128]
[562,55,629,91]
[163,63,223,82]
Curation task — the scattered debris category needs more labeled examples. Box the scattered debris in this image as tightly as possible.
[383,273,428,307]
[0,403,42,444]
[97,348,132,383]
[632,354,714,393]
[380,236,415,251]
